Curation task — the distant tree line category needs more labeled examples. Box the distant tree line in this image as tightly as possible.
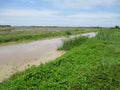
[0,25,11,27]
[0,25,119,28]
[110,25,119,29]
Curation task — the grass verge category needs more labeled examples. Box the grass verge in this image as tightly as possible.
[0,29,120,90]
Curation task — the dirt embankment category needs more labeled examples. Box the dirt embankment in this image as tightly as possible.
[0,51,65,82]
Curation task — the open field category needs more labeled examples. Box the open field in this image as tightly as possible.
[0,28,119,90]
[0,26,99,45]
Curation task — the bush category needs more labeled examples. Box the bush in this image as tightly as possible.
[65,31,72,35]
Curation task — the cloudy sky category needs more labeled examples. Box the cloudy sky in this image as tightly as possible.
[0,0,120,26]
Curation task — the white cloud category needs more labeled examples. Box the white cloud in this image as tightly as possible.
[1,9,119,19]
[0,8,120,26]
[46,0,120,9]
[67,13,120,19]
[0,9,57,17]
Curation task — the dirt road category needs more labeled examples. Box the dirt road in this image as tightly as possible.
[0,32,97,82]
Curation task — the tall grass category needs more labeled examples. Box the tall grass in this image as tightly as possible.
[59,36,88,50]
[96,29,119,40]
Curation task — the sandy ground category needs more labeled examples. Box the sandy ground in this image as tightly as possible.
[0,51,64,82]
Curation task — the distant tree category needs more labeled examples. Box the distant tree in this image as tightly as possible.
[115,25,119,29]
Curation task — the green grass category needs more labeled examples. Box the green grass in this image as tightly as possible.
[0,27,99,45]
[0,29,120,90]
[59,36,88,51]
[0,32,65,43]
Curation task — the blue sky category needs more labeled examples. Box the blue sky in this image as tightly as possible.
[0,0,120,26]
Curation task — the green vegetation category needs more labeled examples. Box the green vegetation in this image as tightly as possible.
[65,31,72,35]
[0,27,99,45]
[0,32,65,44]
[59,36,88,51]
[115,25,119,29]
[0,28,120,90]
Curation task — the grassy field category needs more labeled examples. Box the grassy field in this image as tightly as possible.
[0,26,99,45]
[0,28,119,90]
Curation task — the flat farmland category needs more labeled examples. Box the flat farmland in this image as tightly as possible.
[0,26,99,45]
